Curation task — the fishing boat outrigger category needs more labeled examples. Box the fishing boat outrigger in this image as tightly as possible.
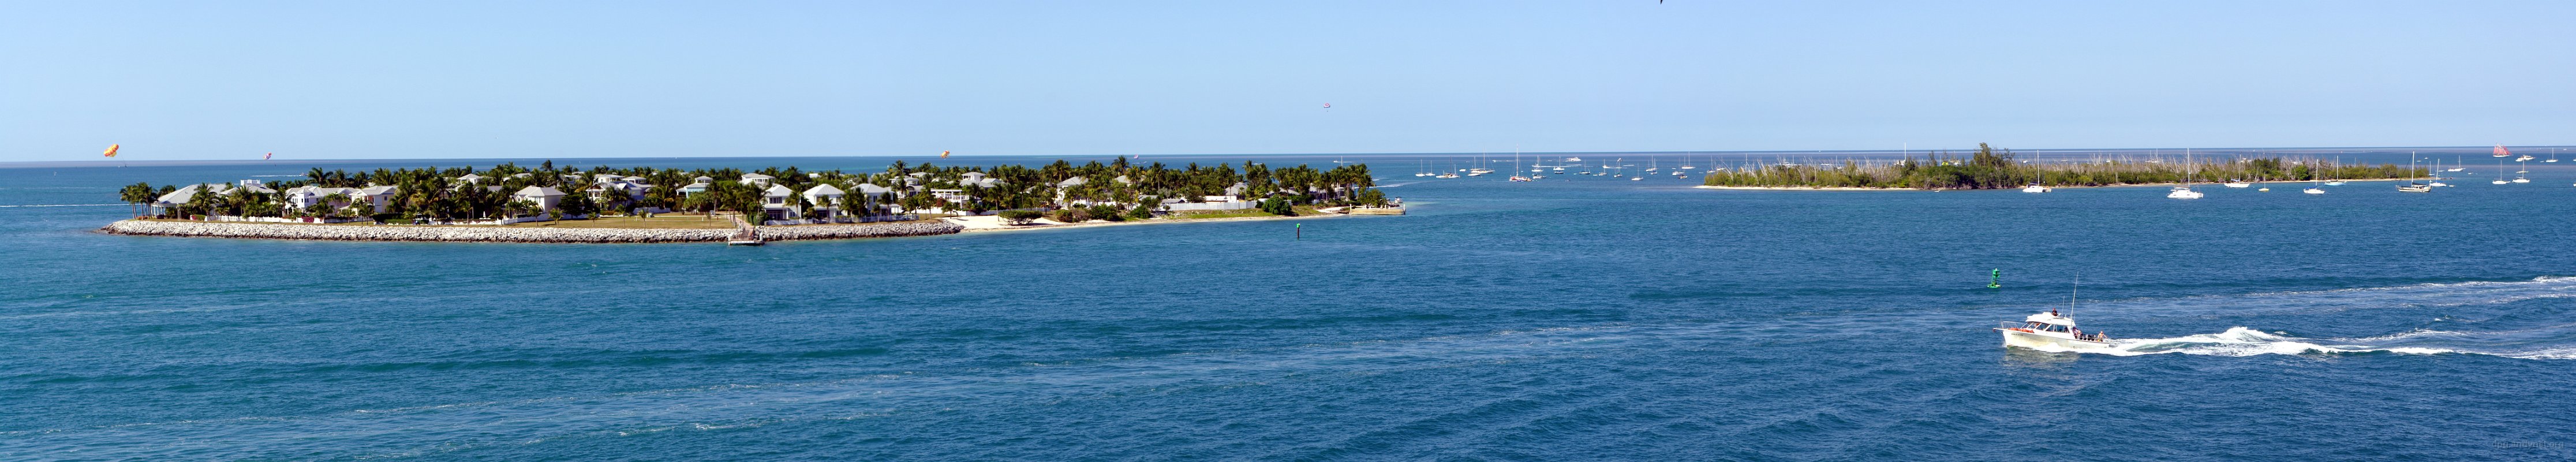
[1997,310,2110,350]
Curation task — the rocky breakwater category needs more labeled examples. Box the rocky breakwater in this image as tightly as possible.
[100,219,962,243]
[754,221,962,241]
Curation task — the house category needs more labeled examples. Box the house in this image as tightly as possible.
[456,173,487,184]
[355,185,401,213]
[801,184,846,221]
[583,175,652,204]
[234,179,278,195]
[282,185,362,211]
[760,184,797,221]
[513,186,565,212]
[678,176,715,196]
[739,173,775,187]
[148,183,234,215]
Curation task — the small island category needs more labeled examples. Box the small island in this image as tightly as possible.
[102,158,1399,244]
[1698,143,2426,190]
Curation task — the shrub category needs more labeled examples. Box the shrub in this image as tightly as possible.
[1052,208,1090,223]
[999,210,1043,225]
[1259,198,1296,216]
[1089,204,1125,222]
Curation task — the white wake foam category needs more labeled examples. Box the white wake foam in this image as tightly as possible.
[2026,327,2572,359]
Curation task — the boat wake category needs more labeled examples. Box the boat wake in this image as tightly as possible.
[2025,326,2576,359]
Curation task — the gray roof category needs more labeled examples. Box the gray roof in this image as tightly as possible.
[853,183,893,194]
[764,184,794,196]
[1057,176,1087,187]
[514,186,564,198]
[360,185,399,195]
[803,184,846,196]
[154,184,227,204]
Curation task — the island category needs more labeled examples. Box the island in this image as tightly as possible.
[1698,143,2427,190]
[101,158,1400,244]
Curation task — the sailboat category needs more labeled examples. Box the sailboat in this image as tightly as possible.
[2428,155,2450,187]
[2489,159,2508,185]
[2323,156,2346,185]
[2168,148,2205,199]
[2022,162,2052,193]
[2395,154,2432,192]
[2494,144,2513,158]
[2513,160,2531,183]
[2448,155,2466,172]
[2549,148,2562,163]
[2302,160,2327,194]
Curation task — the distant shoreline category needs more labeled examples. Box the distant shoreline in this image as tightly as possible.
[1695,177,2421,192]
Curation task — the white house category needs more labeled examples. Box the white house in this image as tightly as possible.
[513,185,565,213]
[760,184,797,221]
[149,183,234,215]
[801,184,846,221]
[456,173,486,184]
[282,185,362,212]
[739,173,775,187]
[355,185,400,213]
[679,176,715,196]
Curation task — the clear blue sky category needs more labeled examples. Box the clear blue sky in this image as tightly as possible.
[4,1,2570,161]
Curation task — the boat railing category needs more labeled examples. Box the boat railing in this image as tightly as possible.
[1996,321,2028,330]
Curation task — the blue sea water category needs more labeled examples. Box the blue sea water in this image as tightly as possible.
[4,150,2574,461]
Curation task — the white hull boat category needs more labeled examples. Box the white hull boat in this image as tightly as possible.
[1997,311,2111,351]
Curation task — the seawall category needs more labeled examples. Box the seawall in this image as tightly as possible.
[97,220,962,243]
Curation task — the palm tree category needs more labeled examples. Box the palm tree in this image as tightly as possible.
[321,192,351,219]
[118,182,155,217]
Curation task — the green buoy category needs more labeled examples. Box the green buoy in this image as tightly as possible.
[1988,269,2002,289]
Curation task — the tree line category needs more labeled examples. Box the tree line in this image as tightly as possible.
[118,158,1386,222]
[1700,143,2425,189]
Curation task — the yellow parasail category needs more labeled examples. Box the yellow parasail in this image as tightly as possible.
[102,144,120,158]
[940,150,950,159]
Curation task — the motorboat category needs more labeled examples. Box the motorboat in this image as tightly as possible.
[1997,310,2111,351]
[2167,187,2203,199]
[2021,184,2051,193]
[2223,180,2252,188]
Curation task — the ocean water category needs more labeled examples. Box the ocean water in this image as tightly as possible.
[5,151,2574,461]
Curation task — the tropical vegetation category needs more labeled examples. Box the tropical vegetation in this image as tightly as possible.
[1700,143,2425,189]
[120,159,1383,223]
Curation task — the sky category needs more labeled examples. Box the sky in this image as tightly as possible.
[3,1,2571,161]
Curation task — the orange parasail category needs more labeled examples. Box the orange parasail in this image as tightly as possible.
[102,144,120,158]
[940,150,951,159]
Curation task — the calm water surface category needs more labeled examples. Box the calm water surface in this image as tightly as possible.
[3,151,2573,460]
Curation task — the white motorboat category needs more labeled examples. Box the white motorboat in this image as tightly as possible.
[2223,180,2252,188]
[1997,310,2111,351]
[2167,187,2203,199]
[2021,184,2051,193]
